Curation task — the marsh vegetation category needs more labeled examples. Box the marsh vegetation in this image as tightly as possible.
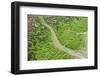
[28,15,88,60]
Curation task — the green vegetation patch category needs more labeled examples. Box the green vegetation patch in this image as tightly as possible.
[28,15,87,60]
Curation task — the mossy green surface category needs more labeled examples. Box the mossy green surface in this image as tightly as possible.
[28,15,87,60]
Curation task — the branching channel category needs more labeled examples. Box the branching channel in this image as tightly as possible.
[38,16,87,58]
